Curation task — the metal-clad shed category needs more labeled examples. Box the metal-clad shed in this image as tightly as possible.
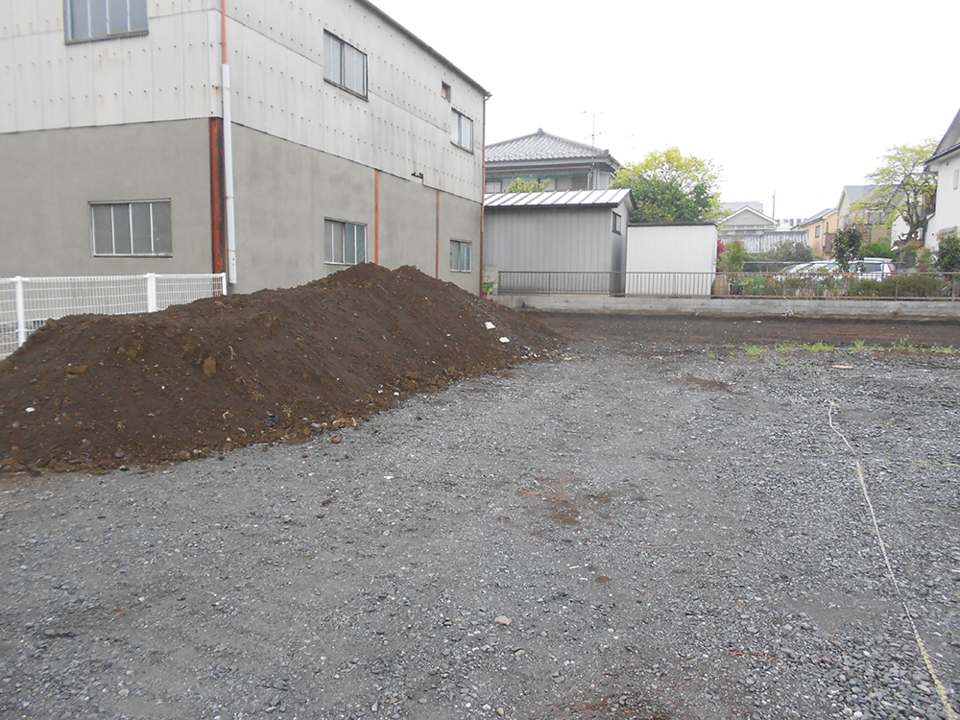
[483,189,635,292]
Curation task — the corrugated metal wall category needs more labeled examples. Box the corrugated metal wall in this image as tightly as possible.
[484,206,619,273]
[1,0,484,201]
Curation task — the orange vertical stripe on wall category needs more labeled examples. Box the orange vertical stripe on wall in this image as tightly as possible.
[208,118,227,275]
[435,189,440,278]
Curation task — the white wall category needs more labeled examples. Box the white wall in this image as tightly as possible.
[927,154,960,247]
[625,224,717,296]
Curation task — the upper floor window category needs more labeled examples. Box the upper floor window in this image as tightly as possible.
[324,32,367,98]
[954,168,959,191]
[441,82,451,102]
[451,110,473,151]
[92,200,172,257]
[66,0,148,43]
[612,212,622,235]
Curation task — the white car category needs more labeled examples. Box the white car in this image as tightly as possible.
[781,258,895,280]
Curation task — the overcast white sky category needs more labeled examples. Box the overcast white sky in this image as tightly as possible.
[372,0,959,223]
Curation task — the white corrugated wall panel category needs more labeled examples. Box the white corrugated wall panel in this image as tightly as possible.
[65,43,96,127]
[241,28,269,131]
[261,36,286,140]
[92,40,125,126]
[150,13,187,121]
[6,0,41,38]
[180,11,214,117]
[204,8,220,116]
[122,41,153,123]
[13,34,43,130]
[38,32,70,128]
[0,37,15,131]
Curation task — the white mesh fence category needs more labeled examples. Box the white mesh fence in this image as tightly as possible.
[0,273,226,359]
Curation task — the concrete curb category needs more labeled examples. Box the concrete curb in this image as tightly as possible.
[491,294,960,319]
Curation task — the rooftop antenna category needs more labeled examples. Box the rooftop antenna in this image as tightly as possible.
[582,111,605,147]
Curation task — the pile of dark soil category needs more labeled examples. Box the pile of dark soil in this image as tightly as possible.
[0,265,558,474]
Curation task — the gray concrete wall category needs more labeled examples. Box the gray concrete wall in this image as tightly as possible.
[494,293,960,319]
[231,125,482,294]
[0,120,212,278]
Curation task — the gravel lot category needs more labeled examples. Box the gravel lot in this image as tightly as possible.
[1,319,959,720]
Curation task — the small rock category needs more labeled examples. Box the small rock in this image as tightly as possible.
[494,616,512,626]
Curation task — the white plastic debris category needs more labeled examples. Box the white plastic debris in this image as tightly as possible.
[25,407,36,413]
[485,322,496,330]
[499,337,510,344]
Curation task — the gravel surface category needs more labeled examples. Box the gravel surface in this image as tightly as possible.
[2,329,959,720]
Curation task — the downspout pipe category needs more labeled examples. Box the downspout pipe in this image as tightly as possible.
[222,0,238,286]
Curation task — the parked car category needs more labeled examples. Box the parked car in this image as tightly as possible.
[780,258,895,280]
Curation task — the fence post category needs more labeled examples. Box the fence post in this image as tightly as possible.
[145,273,158,312]
[219,272,228,296]
[14,276,26,348]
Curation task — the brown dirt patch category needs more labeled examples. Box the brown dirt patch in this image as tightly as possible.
[535,312,960,351]
[0,265,558,475]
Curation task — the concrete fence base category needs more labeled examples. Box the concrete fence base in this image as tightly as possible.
[492,294,960,319]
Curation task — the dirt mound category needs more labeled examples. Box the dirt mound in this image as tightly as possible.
[0,265,559,475]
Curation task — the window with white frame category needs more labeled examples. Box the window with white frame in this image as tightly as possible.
[91,200,171,256]
[324,32,367,97]
[451,110,473,151]
[612,212,622,235]
[66,0,148,42]
[450,240,471,273]
[325,220,366,265]
[815,224,821,238]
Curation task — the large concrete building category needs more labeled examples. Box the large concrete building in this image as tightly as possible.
[0,0,488,294]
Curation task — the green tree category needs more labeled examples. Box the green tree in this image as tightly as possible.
[832,227,864,272]
[852,141,938,243]
[936,232,960,273]
[612,147,724,223]
[506,177,550,192]
[717,239,746,273]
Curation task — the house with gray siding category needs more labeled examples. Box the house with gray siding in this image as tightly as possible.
[0,0,488,295]
[484,130,619,194]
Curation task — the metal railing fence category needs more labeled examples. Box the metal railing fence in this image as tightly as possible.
[498,270,960,301]
[0,273,227,359]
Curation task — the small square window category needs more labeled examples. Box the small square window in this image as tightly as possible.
[91,200,171,256]
[325,219,366,265]
[450,240,471,273]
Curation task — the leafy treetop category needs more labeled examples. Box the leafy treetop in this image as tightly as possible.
[612,147,724,224]
[506,177,551,192]
[852,141,938,243]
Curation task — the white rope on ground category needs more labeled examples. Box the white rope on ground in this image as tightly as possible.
[828,401,957,720]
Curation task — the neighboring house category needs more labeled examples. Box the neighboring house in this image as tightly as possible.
[484,129,620,194]
[837,185,888,243]
[798,207,838,257]
[0,0,488,295]
[483,189,635,293]
[718,205,776,239]
[925,106,960,248]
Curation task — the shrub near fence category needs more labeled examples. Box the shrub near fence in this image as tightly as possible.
[0,273,227,359]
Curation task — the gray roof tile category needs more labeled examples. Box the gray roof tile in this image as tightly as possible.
[486,129,616,164]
